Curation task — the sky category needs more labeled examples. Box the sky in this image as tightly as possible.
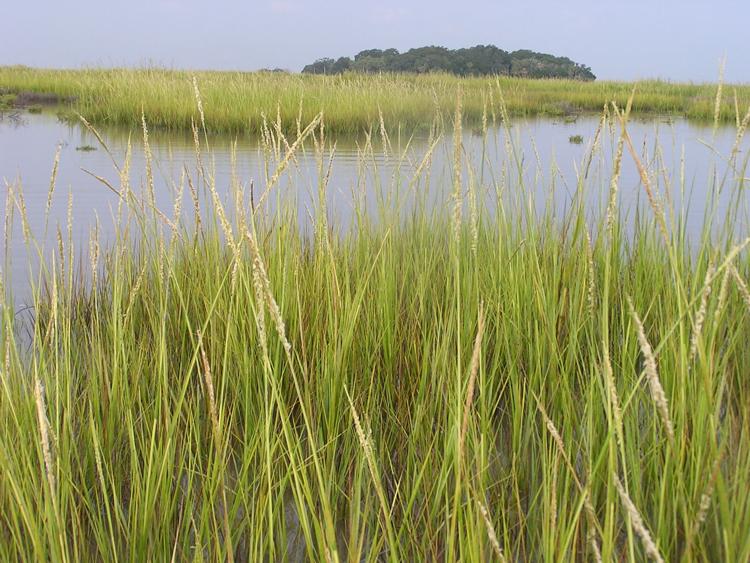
[2,0,748,82]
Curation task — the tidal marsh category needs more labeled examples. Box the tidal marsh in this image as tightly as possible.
[1,83,750,561]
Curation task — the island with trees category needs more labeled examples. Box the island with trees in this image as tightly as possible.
[302,45,596,80]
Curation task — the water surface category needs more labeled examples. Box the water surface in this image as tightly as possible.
[1,110,748,301]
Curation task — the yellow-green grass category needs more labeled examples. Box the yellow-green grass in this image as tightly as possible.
[1,66,749,134]
[1,101,750,561]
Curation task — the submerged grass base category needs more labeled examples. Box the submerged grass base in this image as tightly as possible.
[1,100,750,561]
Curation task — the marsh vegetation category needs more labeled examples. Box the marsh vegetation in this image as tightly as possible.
[0,77,750,561]
[1,67,749,134]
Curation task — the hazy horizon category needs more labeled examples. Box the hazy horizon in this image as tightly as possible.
[3,0,749,83]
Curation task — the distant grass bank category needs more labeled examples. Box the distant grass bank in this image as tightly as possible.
[1,66,749,134]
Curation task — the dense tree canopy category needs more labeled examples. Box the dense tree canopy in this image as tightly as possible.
[302,45,595,80]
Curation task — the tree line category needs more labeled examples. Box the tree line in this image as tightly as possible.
[302,45,595,80]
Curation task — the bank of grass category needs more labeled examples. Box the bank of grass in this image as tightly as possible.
[1,66,749,134]
[1,94,750,561]
[0,92,17,111]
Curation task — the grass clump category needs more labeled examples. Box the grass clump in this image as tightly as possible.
[0,92,16,110]
[1,87,750,561]
[569,134,584,144]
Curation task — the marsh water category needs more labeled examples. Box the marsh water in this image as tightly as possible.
[1,110,749,301]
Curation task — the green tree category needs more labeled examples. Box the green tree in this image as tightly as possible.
[303,45,595,80]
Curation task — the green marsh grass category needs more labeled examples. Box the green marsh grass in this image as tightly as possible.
[1,66,750,134]
[1,86,750,561]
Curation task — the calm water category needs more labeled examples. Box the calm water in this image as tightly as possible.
[1,110,749,301]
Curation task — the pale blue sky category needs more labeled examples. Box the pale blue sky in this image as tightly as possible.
[3,0,748,82]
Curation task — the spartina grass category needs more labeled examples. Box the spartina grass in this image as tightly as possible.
[255,113,322,208]
[730,264,750,312]
[244,224,340,559]
[43,144,61,233]
[476,499,506,562]
[88,216,100,290]
[585,229,596,315]
[192,75,207,139]
[15,183,31,244]
[613,473,664,563]
[618,110,670,247]
[141,111,155,210]
[605,108,626,237]
[689,260,716,363]
[34,377,56,497]
[734,89,741,129]
[378,107,389,159]
[459,303,485,459]
[602,338,625,450]
[730,104,750,160]
[345,388,398,562]
[452,90,463,247]
[196,329,235,563]
[535,395,603,561]
[713,58,726,138]
[3,180,14,258]
[534,397,579,488]
[686,449,725,556]
[78,114,121,172]
[245,231,291,355]
[467,165,479,258]
[714,266,732,323]
[627,296,675,442]
[197,329,221,444]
